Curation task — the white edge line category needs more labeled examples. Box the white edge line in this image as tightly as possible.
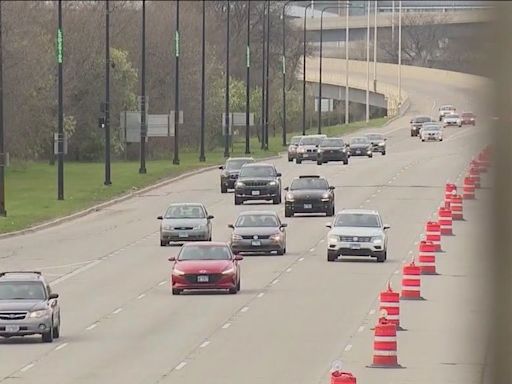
[113,308,123,315]
[51,260,102,287]
[222,323,231,329]
[369,309,376,315]
[358,325,365,333]
[20,364,34,373]
[344,344,353,352]
[240,306,249,313]
[272,279,280,285]
[86,323,98,331]
[175,362,187,371]
[286,268,292,273]
[55,342,69,351]
[299,257,305,261]
[158,280,167,286]
[137,294,146,299]
[199,341,210,348]
[257,292,265,298]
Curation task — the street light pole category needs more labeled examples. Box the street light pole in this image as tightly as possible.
[245,0,250,155]
[224,0,230,158]
[104,0,111,186]
[345,1,349,125]
[199,0,206,162]
[0,1,5,216]
[282,1,291,147]
[264,0,270,151]
[302,3,313,135]
[173,0,180,165]
[139,0,147,174]
[365,1,370,123]
[391,0,395,47]
[398,0,402,108]
[261,1,266,150]
[57,0,64,199]
[373,0,377,92]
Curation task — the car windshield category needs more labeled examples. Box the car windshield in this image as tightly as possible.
[165,205,205,219]
[178,245,232,261]
[424,125,441,131]
[441,106,455,111]
[226,159,252,170]
[319,139,344,147]
[350,137,368,145]
[300,136,325,146]
[366,134,384,141]
[462,112,475,117]
[290,178,329,190]
[446,114,459,118]
[235,214,279,227]
[290,136,303,145]
[0,281,46,300]
[334,213,380,228]
[414,117,431,123]
[239,166,275,178]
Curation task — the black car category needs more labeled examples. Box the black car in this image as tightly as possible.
[317,138,349,165]
[365,133,387,155]
[348,137,373,158]
[410,116,433,137]
[284,175,335,217]
[234,163,282,205]
[219,157,254,193]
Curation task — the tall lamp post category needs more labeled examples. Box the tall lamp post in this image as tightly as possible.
[365,1,370,123]
[139,0,147,174]
[173,0,180,165]
[264,0,270,151]
[0,1,5,216]
[373,0,378,92]
[261,1,266,150]
[245,1,251,154]
[199,0,206,162]
[302,2,314,135]
[281,1,291,146]
[104,0,111,185]
[398,0,402,108]
[224,0,230,158]
[57,0,64,198]
[345,0,349,125]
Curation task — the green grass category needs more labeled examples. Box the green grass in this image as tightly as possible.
[0,117,390,234]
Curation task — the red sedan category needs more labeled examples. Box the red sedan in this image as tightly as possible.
[461,112,476,126]
[169,242,242,295]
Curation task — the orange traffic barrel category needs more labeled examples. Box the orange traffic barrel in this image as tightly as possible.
[379,282,403,330]
[469,167,481,188]
[418,240,438,275]
[450,194,463,220]
[425,221,441,251]
[401,261,424,300]
[444,183,457,202]
[463,176,476,199]
[331,371,357,384]
[368,316,403,368]
[438,207,453,235]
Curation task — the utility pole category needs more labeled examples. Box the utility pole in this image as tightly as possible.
[261,1,266,149]
[57,0,64,199]
[398,0,402,108]
[0,1,5,216]
[139,0,147,174]
[104,0,111,186]
[199,0,206,162]
[282,1,291,146]
[173,0,180,165]
[245,0,251,155]
[373,0,378,92]
[264,0,270,150]
[224,0,230,158]
[391,0,395,47]
[365,1,370,122]
[345,1,349,125]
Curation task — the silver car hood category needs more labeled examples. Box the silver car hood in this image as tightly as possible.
[162,218,207,227]
[0,300,46,312]
[329,227,384,237]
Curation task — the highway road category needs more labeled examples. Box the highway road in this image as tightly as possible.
[0,60,489,384]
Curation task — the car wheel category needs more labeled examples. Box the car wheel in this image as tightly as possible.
[53,323,60,339]
[376,252,386,263]
[317,160,322,165]
[276,248,285,255]
[272,195,280,205]
[42,326,54,343]
[284,208,293,217]
[368,153,373,158]
[327,252,337,262]
[343,159,348,165]
[382,151,386,156]
[234,196,242,205]
[421,139,425,142]
[228,287,238,294]
[160,240,167,247]
[288,157,293,162]
[172,288,182,295]
[221,184,228,194]
[326,205,334,217]
[296,158,302,164]
[236,279,241,291]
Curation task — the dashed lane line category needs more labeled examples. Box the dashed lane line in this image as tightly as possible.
[20,364,34,373]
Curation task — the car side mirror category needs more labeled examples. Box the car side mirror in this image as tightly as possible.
[329,186,335,190]
[383,224,391,230]
[219,165,224,170]
[280,223,288,228]
[168,256,176,262]
[325,223,332,228]
[284,187,289,191]
[157,216,163,220]
[345,143,350,147]
[276,172,282,177]
[228,224,234,229]
[234,255,244,261]
[48,293,59,300]
[384,138,387,141]
[207,215,214,220]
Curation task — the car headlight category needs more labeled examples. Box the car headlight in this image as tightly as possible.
[28,309,51,318]
[172,268,186,276]
[289,146,296,152]
[193,224,206,230]
[321,192,331,201]
[268,181,277,186]
[222,266,236,275]
[328,234,339,244]
[163,224,173,230]
[318,149,324,153]
[372,236,383,244]
[232,234,242,241]
[235,181,245,188]
[286,192,294,201]
[270,233,282,241]
[297,147,305,153]
[378,142,385,146]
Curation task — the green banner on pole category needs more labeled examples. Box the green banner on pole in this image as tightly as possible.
[56,28,63,63]
[175,30,180,57]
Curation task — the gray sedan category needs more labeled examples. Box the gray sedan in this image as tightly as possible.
[158,203,214,246]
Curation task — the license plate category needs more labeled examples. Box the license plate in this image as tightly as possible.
[304,204,312,209]
[197,275,209,283]
[6,325,19,333]
[356,150,361,154]
[350,243,361,249]
[252,190,260,196]
[251,240,261,246]
[178,232,189,238]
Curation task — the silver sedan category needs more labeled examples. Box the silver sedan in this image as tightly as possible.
[158,203,214,246]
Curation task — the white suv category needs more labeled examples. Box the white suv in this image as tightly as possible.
[438,105,456,121]
[326,209,390,263]
[420,123,443,142]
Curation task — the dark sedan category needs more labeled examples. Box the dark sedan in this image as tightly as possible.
[348,137,373,158]
[365,133,386,155]
[461,112,476,126]
[284,175,335,217]
[316,138,349,165]
[234,163,282,205]
[219,157,254,193]
[410,116,433,137]
[229,211,287,255]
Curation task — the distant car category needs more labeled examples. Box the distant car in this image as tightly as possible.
[295,134,327,164]
[158,203,214,246]
[420,123,443,142]
[461,112,476,126]
[410,116,433,137]
[348,137,373,157]
[168,242,242,295]
[228,211,287,255]
[365,133,387,155]
[287,136,304,162]
[219,157,254,193]
[316,138,349,165]
[234,163,282,205]
[284,175,335,217]
[443,113,462,127]
[326,209,390,262]
[0,271,61,343]
[438,105,456,121]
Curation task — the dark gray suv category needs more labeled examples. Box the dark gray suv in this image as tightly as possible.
[0,271,61,343]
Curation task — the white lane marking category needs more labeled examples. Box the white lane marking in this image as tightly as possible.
[286,268,292,273]
[240,306,249,313]
[319,239,325,243]
[299,257,305,262]
[158,280,167,286]
[394,269,400,274]
[408,250,413,255]
[359,204,364,208]
[257,292,265,298]
[358,325,365,333]
[137,294,146,300]
[388,180,392,184]
[51,260,102,287]
[309,248,315,252]
[222,323,231,329]
[39,259,98,270]
[365,199,370,203]
[272,279,280,285]
[86,323,98,331]
[175,362,187,371]
[199,341,210,348]
[20,364,34,373]
[113,308,123,315]
[377,189,382,193]
[369,309,376,315]
[414,241,419,245]
[432,100,437,111]
[402,260,407,264]
[372,193,376,198]
[55,343,69,351]
[344,344,353,352]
